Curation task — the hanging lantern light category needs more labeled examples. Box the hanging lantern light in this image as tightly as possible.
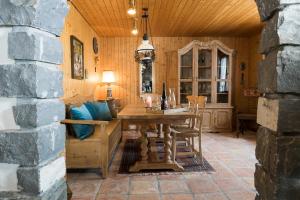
[135,8,155,64]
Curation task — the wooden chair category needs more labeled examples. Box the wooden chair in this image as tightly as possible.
[171,96,207,163]
[171,95,198,129]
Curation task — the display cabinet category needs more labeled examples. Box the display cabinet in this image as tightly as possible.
[178,40,234,132]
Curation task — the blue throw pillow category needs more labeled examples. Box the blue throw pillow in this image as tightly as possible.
[84,101,112,121]
[70,104,95,140]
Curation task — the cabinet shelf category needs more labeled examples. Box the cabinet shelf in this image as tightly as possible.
[198,66,211,69]
[181,65,193,68]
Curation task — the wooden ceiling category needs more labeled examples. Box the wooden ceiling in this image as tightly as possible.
[71,0,263,37]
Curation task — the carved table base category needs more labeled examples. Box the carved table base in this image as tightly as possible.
[129,123,184,172]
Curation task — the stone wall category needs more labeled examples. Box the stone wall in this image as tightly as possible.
[0,0,68,199]
[255,0,300,199]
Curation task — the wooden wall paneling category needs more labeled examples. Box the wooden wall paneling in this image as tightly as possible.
[233,37,250,113]
[60,3,101,99]
[248,34,262,114]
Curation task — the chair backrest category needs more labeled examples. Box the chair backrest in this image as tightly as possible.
[187,95,198,112]
[194,96,207,130]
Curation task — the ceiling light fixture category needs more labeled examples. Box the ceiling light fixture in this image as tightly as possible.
[135,8,155,65]
[131,18,138,35]
[127,0,136,16]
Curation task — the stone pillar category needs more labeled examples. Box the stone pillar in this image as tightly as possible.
[255,0,300,199]
[0,0,68,199]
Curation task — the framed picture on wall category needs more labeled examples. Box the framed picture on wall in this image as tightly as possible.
[70,35,84,80]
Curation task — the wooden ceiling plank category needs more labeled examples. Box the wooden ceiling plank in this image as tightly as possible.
[73,0,262,37]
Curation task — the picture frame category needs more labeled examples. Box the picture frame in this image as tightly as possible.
[70,35,84,80]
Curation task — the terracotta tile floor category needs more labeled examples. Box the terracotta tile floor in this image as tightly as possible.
[68,131,257,200]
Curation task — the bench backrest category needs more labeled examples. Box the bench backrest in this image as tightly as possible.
[63,94,94,107]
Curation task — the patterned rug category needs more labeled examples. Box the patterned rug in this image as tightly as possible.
[119,139,215,174]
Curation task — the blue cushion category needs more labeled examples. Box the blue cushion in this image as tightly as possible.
[84,101,112,121]
[70,105,95,140]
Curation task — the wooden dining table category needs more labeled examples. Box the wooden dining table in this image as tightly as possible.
[117,104,195,172]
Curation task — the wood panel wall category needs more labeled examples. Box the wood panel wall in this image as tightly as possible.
[60,3,101,99]
[247,34,262,114]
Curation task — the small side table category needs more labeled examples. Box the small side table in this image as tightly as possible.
[98,98,121,118]
[236,113,257,138]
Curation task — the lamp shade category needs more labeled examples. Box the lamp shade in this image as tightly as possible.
[102,70,115,83]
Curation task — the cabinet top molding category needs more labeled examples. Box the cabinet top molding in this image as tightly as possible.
[178,40,234,55]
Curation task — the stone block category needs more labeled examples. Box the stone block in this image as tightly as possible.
[8,28,63,64]
[0,0,69,36]
[0,178,67,200]
[255,164,300,200]
[0,123,65,166]
[0,62,63,98]
[260,5,300,54]
[258,46,300,93]
[17,157,66,194]
[256,127,300,179]
[255,164,276,200]
[257,97,300,132]
[13,99,65,128]
[255,0,300,21]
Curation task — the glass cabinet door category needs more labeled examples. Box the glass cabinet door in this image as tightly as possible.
[180,49,193,104]
[197,49,212,103]
[216,49,230,103]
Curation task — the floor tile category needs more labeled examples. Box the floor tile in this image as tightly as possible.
[159,180,190,194]
[96,194,128,200]
[194,192,228,200]
[71,197,95,200]
[230,167,254,178]
[204,193,228,200]
[131,175,157,181]
[225,190,256,200]
[99,178,129,194]
[161,194,194,200]
[129,194,160,200]
[214,178,246,191]
[130,180,159,194]
[69,180,101,198]
[158,174,184,180]
[186,179,220,193]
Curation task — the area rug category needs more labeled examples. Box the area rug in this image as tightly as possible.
[119,139,215,174]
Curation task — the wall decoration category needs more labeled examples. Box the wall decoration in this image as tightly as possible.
[70,35,84,80]
[93,37,98,54]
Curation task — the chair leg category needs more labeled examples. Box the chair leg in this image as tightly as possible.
[198,135,203,164]
[192,137,195,156]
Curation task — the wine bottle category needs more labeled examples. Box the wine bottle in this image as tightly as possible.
[161,82,168,110]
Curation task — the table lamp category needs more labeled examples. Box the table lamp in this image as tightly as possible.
[102,70,116,99]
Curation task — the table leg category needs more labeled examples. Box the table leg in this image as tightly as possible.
[140,125,148,163]
[163,124,172,163]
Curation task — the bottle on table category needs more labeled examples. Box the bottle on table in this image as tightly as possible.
[161,82,168,110]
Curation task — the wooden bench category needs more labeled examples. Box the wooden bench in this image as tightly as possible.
[62,95,121,178]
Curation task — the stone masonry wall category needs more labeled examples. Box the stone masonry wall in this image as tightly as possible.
[255,0,300,200]
[0,0,68,199]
